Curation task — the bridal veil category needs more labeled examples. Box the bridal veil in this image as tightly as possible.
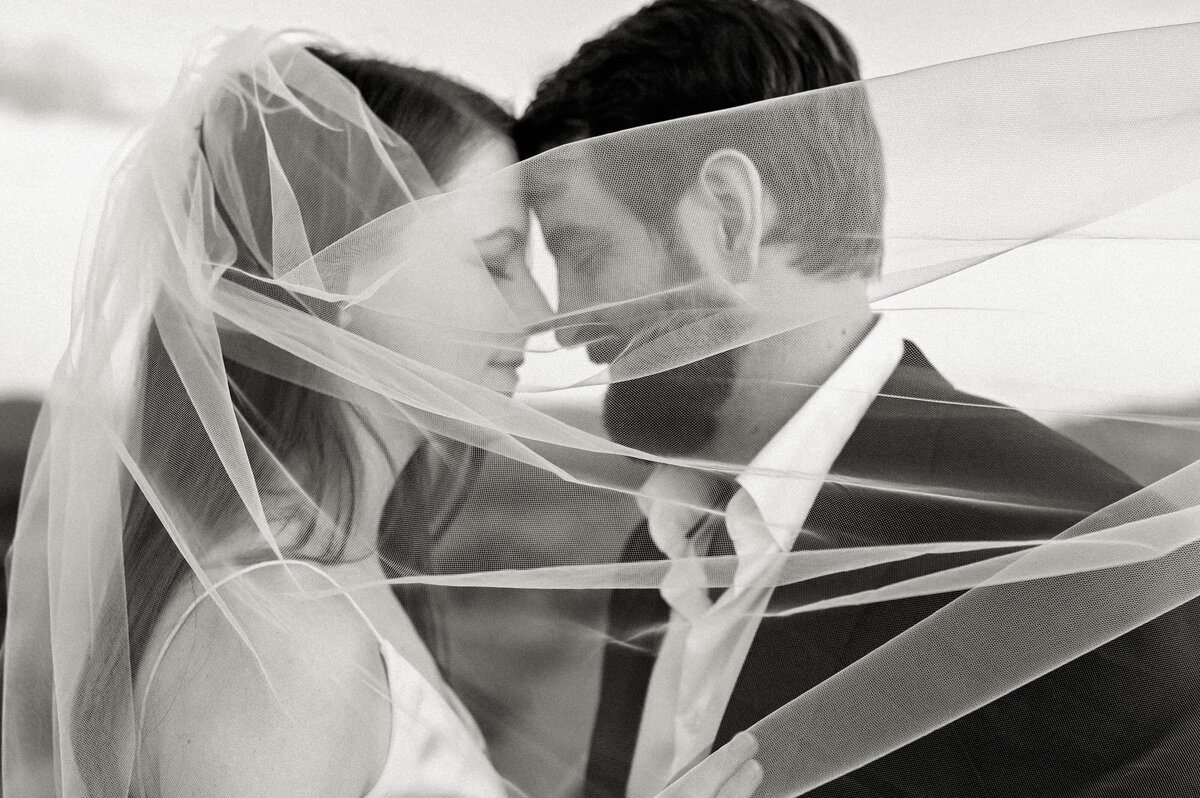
[5,24,1200,797]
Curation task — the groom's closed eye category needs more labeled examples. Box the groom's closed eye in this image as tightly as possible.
[561,243,608,276]
[544,226,611,272]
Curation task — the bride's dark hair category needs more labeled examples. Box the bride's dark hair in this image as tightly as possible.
[75,47,514,798]
[305,46,510,659]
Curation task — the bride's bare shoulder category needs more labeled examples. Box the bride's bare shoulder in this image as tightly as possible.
[136,563,392,798]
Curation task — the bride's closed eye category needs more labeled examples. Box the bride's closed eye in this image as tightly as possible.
[474,227,527,281]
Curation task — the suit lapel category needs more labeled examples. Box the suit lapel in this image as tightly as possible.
[714,341,953,749]
[588,341,960,794]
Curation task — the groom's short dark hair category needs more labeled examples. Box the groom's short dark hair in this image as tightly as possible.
[516,0,884,279]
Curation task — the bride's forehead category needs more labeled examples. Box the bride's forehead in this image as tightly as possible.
[418,192,527,254]
[424,151,526,231]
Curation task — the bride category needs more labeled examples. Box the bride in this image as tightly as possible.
[0,30,760,798]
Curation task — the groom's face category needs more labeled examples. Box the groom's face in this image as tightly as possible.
[529,157,675,362]
[529,159,741,455]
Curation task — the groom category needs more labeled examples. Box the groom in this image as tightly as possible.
[516,1,1200,796]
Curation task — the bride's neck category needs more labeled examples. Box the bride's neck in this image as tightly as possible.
[254,414,421,560]
[341,414,423,549]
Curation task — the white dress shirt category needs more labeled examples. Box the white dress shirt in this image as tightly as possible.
[625,318,904,798]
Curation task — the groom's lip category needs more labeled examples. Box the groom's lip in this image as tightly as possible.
[586,337,628,365]
[564,320,630,364]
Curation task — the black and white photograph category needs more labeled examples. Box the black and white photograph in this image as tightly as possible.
[4,1,1200,796]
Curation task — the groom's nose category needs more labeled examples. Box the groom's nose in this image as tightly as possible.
[549,272,627,360]
[549,309,628,364]
[508,272,553,332]
[550,282,590,348]
[551,310,595,349]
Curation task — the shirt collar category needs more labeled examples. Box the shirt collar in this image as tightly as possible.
[636,465,728,559]
[638,316,904,558]
[735,316,903,551]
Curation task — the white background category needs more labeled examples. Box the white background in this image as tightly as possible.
[3,0,1199,400]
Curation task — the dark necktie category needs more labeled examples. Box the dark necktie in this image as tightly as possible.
[684,480,739,603]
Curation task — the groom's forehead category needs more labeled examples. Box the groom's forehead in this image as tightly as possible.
[523,153,596,206]
[524,157,645,234]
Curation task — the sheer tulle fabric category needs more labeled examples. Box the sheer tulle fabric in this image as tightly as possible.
[4,25,1200,798]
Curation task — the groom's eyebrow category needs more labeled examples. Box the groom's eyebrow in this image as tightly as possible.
[525,177,569,206]
[542,224,604,256]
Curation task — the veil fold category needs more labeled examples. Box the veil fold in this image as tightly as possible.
[5,22,1200,798]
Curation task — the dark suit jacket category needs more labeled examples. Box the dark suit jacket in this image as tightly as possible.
[585,342,1200,797]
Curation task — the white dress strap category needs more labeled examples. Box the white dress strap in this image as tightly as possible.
[138,559,389,724]
[365,640,508,798]
[139,558,509,798]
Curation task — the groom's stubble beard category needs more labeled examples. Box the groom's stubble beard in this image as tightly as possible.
[603,348,740,456]
[602,237,743,456]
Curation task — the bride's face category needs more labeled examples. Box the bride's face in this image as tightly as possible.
[346,136,549,394]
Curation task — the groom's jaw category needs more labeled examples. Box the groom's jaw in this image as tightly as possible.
[602,348,739,456]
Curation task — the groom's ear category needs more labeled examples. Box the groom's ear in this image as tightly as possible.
[677,149,765,285]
